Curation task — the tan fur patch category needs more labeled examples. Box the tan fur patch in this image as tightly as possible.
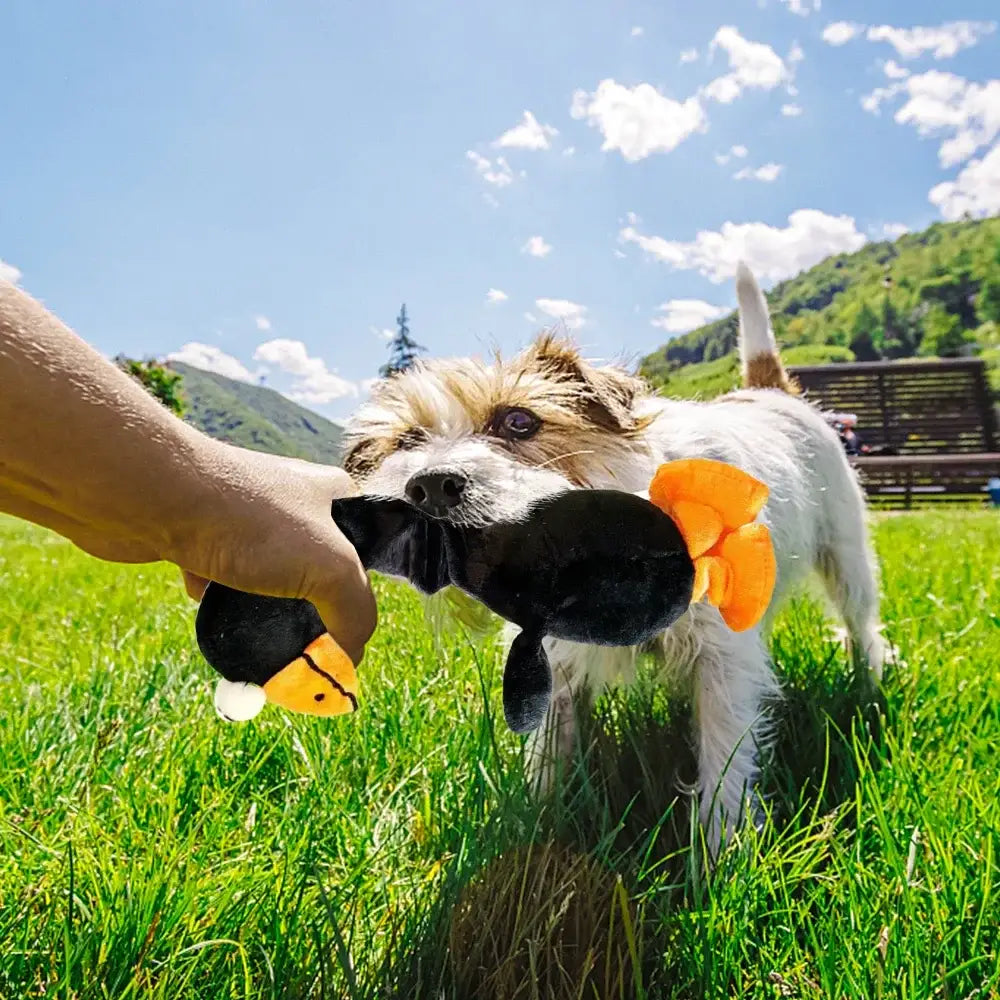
[342,333,657,487]
[743,353,800,394]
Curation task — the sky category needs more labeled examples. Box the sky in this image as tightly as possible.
[2,1,999,421]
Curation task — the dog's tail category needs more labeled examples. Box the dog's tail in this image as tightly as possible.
[736,261,798,394]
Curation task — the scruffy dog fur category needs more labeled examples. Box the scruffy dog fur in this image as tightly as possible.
[343,262,886,852]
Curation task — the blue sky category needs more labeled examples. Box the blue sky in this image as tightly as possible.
[3,1,999,421]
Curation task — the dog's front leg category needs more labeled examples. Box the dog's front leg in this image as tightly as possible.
[513,634,637,796]
[524,675,578,796]
[692,620,780,856]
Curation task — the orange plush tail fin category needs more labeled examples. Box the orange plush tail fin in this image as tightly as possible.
[649,458,776,632]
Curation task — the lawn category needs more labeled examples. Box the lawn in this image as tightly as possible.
[1,510,998,999]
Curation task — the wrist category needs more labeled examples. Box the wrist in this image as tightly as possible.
[154,429,237,570]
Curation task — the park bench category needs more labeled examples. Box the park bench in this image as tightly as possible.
[785,358,1000,508]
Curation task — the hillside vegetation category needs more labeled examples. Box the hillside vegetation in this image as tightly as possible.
[167,361,344,463]
[641,216,1000,400]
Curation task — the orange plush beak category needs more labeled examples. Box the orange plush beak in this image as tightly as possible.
[649,458,776,632]
[262,633,359,717]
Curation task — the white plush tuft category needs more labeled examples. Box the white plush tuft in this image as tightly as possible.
[214,679,266,722]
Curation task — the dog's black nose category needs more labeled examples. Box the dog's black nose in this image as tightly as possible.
[405,471,467,515]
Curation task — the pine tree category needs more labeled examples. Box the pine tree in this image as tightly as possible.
[379,303,425,378]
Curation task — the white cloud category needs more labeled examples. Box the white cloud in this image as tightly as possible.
[370,326,395,341]
[254,315,272,331]
[929,141,1000,220]
[680,47,699,63]
[866,21,996,60]
[521,235,553,258]
[253,338,358,404]
[466,150,515,186]
[734,162,784,181]
[777,0,819,16]
[0,259,21,284]
[166,343,254,382]
[652,299,728,334]
[788,42,805,63]
[524,311,538,323]
[861,82,906,115]
[486,288,508,304]
[613,248,627,259]
[535,297,587,330]
[494,110,559,151]
[782,103,803,116]
[715,143,748,165]
[703,26,789,104]
[893,71,1000,166]
[562,146,576,156]
[879,222,910,239]
[570,79,706,161]
[884,59,910,80]
[822,21,862,45]
[631,25,644,37]
[619,209,866,284]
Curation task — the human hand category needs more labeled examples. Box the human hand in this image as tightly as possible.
[174,446,377,665]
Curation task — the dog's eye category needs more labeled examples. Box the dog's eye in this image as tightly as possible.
[493,407,541,440]
[396,427,428,451]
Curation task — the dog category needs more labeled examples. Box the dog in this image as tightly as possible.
[342,262,886,852]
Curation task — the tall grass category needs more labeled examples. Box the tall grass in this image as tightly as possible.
[1,510,998,998]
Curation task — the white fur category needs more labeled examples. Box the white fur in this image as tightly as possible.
[345,262,886,855]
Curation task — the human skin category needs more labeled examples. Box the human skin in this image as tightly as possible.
[0,278,375,663]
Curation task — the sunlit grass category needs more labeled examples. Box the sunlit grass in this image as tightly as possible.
[1,510,998,998]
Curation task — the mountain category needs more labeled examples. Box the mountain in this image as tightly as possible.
[640,216,1000,400]
[167,361,344,463]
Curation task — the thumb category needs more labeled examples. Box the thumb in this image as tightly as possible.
[307,545,378,666]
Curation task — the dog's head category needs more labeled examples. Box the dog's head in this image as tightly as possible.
[342,333,657,526]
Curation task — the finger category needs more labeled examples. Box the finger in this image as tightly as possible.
[182,570,210,602]
[311,561,378,666]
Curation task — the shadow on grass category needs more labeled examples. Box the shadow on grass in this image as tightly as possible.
[349,607,892,1000]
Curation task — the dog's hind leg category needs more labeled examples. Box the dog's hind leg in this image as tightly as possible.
[816,486,887,682]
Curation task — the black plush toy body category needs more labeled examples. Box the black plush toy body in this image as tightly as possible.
[331,490,695,732]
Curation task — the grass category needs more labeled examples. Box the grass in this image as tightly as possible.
[1,509,999,999]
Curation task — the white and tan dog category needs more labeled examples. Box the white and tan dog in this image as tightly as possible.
[342,262,886,851]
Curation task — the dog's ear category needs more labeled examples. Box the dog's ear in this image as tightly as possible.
[526,332,649,434]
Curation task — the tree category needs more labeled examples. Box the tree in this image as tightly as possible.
[848,302,881,361]
[920,306,974,358]
[976,240,1000,325]
[881,293,917,359]
[379,303,425,378]
[115,355,186,416]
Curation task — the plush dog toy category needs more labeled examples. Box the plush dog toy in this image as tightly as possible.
[197,458,776,733]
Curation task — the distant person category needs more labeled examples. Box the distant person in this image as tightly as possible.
[0,277,376,664]
[827,413,868,456]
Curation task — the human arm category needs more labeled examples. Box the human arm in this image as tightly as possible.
[0,278,375,662]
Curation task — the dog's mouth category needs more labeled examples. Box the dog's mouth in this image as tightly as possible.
[404,514,452,594]
[331,495,454,595]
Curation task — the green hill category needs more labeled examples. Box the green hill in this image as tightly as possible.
[166,361,344,463]
[641,215,1000,399]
